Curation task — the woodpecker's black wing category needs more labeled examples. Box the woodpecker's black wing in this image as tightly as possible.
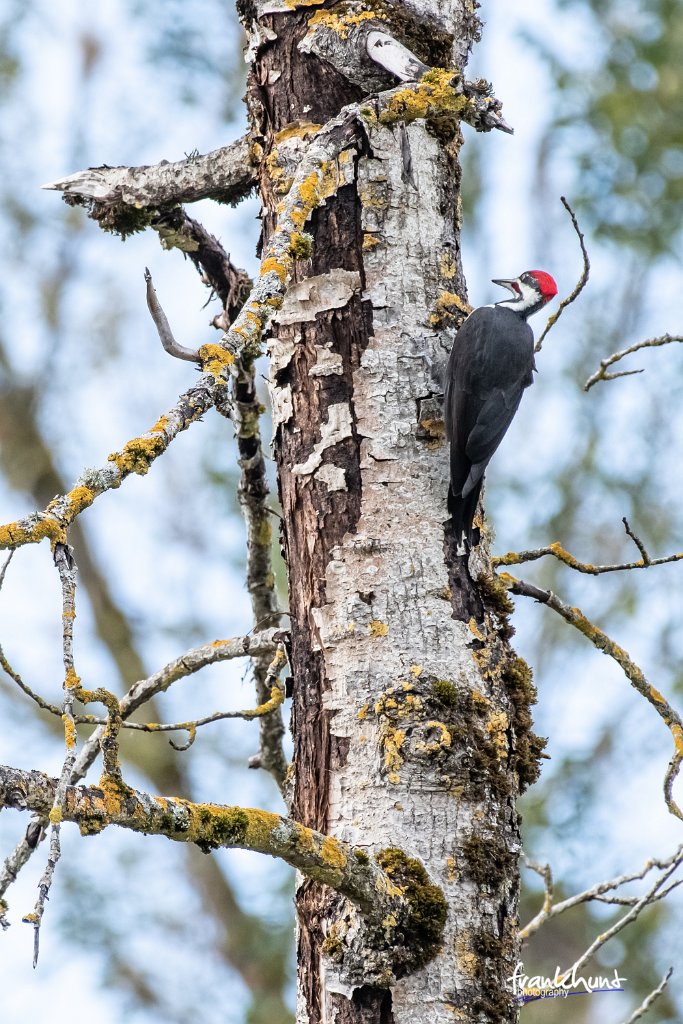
[444,306,536,545]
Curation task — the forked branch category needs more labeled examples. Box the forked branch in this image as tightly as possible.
[585,333,683,391]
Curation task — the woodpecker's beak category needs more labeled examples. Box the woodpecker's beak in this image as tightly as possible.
[492,278,521,296]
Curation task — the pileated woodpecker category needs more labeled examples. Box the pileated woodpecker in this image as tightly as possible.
[445,269,558,547]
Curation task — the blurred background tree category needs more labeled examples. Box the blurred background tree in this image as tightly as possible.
[0,1,681,1022]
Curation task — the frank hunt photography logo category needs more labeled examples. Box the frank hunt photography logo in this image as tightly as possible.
[508,961,627,1004]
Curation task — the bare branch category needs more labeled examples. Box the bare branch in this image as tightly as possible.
[42,134,256,217]
[493,536,682,576]
[521,843,683,940]
[0,645,63,717]
[622,517,651,565]
[0,819,45,930]
[585,332,683,391]
[519,855,553,940]
[79,642,288,742]
[535,196,590,353]
[562,853,683,988]
[502,573,683,821]
[144,268,201,362]
[0,551,13,590]
[620,967,673,1024]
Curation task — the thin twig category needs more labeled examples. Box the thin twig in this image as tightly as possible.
[585,333,683,391]
[620,967,673,1024]
[2,630,279,727]
[68,643,287,748]
[520,855,553,940]
[0,646,63,716]
[535,196,590,353]
[0,551,13,590]
[144,268,201,362]
[622,517,651,565]
[503,574,683,820]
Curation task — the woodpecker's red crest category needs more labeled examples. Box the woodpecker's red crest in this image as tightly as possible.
[527,270,558,301]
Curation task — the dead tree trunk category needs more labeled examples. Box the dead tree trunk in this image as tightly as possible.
[239,2,544,1021]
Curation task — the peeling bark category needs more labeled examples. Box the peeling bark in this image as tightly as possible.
[240,2,541,1022]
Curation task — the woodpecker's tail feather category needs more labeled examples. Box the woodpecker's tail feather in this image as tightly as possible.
[448,480,483,549]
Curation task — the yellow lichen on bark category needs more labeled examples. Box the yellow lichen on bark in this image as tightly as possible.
[486,711,510,759]
[108,425,168,476]
[0,517,66,550]
[197,343,236,379]
[362,233,380,250]
[379,69,468,127]
[309,7,377,38]
[415,720,452,755]
[65,667,80,689]
[321,835,348,870]
[439,252,458,279]
[62,714,77,750]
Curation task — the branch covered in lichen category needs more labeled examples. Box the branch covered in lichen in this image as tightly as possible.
[0,762,446,976]
[584,333,683,391]
[27,543,80,966]
[493,535,683,576]
[502,573,683,820]
[0,391,228,551]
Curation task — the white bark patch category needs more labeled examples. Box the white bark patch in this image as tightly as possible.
[245,23,278,63]
[274,269,361,326]
[309,344,343,377]
[291,403,353,477]
[316,463,347,492]
[270,386,294,430]
[267,334,297,375]
[267,333,298,429]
